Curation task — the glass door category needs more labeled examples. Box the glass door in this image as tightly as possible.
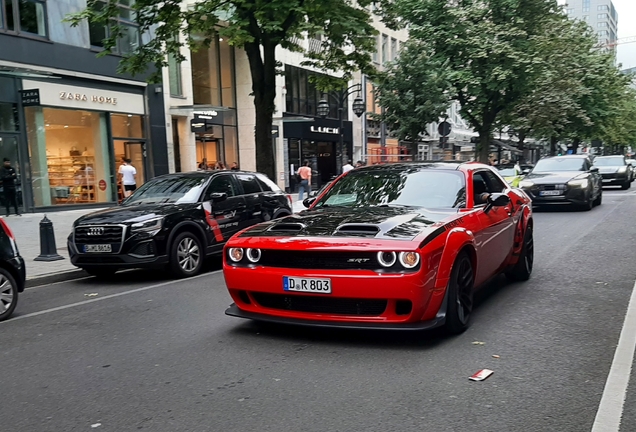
[124,141,146,184]
[0,135,23,213]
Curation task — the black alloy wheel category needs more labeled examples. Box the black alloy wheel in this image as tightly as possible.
[506,225,534,282]
[445,252,474,334]
[622,180,631,190]
[0,268,18,321]
[169,231,204,278]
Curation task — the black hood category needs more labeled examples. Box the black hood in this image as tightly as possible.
[525,171,587,184]
[74,203,199,226]
[240,206,456,241]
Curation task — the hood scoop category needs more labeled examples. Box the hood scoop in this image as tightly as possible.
[268,222,306,232]
[334,223,380,237]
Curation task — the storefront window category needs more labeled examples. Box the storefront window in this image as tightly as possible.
[0,103,18,131]
[111,113,144,138]
[25,107,112,207]
[168,52,183,97]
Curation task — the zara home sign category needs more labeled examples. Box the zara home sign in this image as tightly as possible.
[22,79,145,115]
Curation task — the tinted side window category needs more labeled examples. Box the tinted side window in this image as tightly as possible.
[255,173,282,192]
[236,174,262,194]
[207,175,236,197]
[484,170,507,193]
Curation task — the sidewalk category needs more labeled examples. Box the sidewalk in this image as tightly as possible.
[5,195,307,281]
[2,208,106,281]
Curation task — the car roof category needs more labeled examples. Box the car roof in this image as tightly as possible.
[595,155,624,158]
[150,170,264,180]
[539,155,590,160]
[355,161,491,172]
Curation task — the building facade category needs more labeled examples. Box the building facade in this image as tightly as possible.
[565,0,618,51]
[0,0,168,212]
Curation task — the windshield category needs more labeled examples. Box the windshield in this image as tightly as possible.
[123,175,208,205]
[594,157,625,167]
[497,167,518,177]
[533,158,585,173]
[314,168,466,209]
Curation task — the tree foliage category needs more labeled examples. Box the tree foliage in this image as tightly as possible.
[68,0,378,178]
[373,41,452,153]
[383,0,562,162]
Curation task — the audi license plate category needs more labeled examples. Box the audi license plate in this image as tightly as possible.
[539,190,562,196]
[283,276,331,294]
[84,244,112,253]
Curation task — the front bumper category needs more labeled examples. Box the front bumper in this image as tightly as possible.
[225,303,445,330]
[68,231,169,269]
[10,256,26,292]
[223,264,447,328]
[601,173,629,186]
[521,186,589,206]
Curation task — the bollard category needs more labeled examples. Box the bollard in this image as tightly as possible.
[34,215,64,262]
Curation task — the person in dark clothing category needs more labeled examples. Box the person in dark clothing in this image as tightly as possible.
[0,158,20,216]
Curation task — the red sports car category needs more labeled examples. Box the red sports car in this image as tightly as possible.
[223,162,533,333]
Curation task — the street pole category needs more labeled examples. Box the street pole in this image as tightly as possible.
[339,105,344,175]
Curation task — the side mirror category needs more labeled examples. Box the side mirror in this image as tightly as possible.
[484,193,510,214]
[208,192,227,202]
[303,197,316,208]
[590,167,599,173]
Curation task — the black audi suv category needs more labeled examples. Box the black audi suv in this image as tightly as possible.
[519,155,602,211]
[68,171,293,278]
[593,155,632,189]
[0,217,26,321]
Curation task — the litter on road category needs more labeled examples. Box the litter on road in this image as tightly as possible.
[469,369,494,381]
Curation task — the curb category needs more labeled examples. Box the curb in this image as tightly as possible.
[25,269,89,288]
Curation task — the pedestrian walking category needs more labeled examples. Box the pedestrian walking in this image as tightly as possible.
[342,160,354,173]
[198,158,209,170]
[297,160,312,201]
[230,162,239,171]
[0,158,20,216]
[118,158,137,198]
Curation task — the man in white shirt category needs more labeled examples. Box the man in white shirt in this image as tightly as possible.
[118,158,137,197]
[342,160,354,173]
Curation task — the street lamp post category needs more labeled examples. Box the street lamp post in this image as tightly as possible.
[317,84,365,172]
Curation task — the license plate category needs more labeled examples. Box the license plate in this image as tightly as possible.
[283,276,332,294]
[84,244,112,253]
[539,190,562,196]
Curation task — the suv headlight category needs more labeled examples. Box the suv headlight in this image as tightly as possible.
[519,180,534,188]
[618,166,627,173]
[568,178,588,188]
[131,217,163,236]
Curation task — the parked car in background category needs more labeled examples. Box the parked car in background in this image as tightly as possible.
[68,171,293,279]
[593,155,632,189]
[519,155,602,211]
[496,164,524,187]
[0,218,26,321]
[626,159,636,180]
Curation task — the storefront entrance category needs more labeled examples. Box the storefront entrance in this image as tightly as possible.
[0,134,23,213]
[316,142,337,184]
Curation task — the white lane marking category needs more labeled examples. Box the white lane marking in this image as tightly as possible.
[592,279,636,432]
[3,270,222,324]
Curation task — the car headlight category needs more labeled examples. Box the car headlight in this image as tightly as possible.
[399,252,420,269]
[377,251,397,268]
[619,166,627,173]
[228,248,244,262]
[519,180,534,188]
[246,248,261,263]
[130,217,163,235]
[568,178,588,188]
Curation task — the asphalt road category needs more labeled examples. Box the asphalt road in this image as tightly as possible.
[3,188,636,432]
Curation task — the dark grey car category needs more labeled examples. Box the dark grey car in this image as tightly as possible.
[594,155,632,189]
[519,155,602,211]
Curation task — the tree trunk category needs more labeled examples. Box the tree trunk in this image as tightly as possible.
[572,137,581,154]
[550,136,558,156]
[518,130,526,163]
[244,41,277,180]
[477,129,491,163]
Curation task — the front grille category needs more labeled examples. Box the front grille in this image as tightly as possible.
[251,292,387,316]
[75,225,124,244]
[537,184,566,191]
[602,173,617,179]
[259,250,380,270]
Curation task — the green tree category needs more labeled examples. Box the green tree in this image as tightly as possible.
[68,0,378,179]
[383,0,562,162]
[373,41,452,156]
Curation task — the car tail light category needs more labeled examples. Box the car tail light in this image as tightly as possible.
[0,217,15,239]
